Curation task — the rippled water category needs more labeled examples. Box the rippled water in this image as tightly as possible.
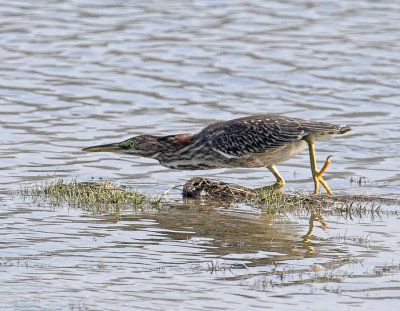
[1,0,400,310]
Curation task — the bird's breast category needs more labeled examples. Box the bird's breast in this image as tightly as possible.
[157,140,307,170]
[223,140,308,168]
[157,141,224,169]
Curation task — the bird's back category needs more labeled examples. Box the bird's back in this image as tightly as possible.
[201,114,350,158]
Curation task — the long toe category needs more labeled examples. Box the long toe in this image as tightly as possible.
[258,180,285,192]
[318,177,332,195]
[316,155,332,178]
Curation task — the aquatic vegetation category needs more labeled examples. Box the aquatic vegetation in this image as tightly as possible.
[19,177,399,219]
[20,179,160,212]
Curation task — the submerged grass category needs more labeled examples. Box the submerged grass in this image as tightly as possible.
[20,179,162,212]
[254,189,398,219]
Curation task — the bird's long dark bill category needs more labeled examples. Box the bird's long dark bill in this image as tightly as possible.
[83,143,122,152]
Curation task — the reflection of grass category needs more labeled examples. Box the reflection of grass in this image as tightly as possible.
[0,257,30,268]
[349,176,369,186]
[331,231,372,247]
[374,263,400,276]
[21,179,162,211]
[69,301,88,311]
[251,257,362,292]
[207,260,234,274]
[94,259,107,272]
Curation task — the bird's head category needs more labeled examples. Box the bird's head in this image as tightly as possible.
[83,135,165,158]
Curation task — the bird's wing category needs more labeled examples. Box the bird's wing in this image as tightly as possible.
[202,115,344,158]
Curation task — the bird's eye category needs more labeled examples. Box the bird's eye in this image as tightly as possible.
[121,140,136,149]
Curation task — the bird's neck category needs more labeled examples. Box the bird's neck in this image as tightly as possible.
[151,133,195,160]
[162,133,194,149]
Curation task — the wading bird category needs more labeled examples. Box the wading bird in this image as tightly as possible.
[83,114,351,194]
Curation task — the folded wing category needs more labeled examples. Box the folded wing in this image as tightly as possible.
[201,114,349,158]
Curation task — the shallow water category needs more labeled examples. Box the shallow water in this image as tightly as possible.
[1,0,400,310]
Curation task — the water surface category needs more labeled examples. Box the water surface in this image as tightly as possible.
[1,0,400,310]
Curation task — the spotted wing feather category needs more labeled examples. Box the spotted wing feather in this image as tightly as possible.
[202,114,349,158]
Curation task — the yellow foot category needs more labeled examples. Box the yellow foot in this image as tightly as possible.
[257,180,285,192]
[257,164,286,192]
[313,155,333,195]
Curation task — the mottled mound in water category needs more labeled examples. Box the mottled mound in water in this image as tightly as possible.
[183,177,336,209]
[183,177,400,206]
[183,177,257,199]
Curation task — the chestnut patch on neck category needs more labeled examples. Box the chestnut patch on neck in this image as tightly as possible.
[169,134,193,148]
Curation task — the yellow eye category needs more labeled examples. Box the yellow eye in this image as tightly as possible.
[121,140,136,149]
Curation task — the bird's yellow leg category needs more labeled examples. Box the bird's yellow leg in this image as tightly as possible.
[304,135,333,195]
[258,165,285,191]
